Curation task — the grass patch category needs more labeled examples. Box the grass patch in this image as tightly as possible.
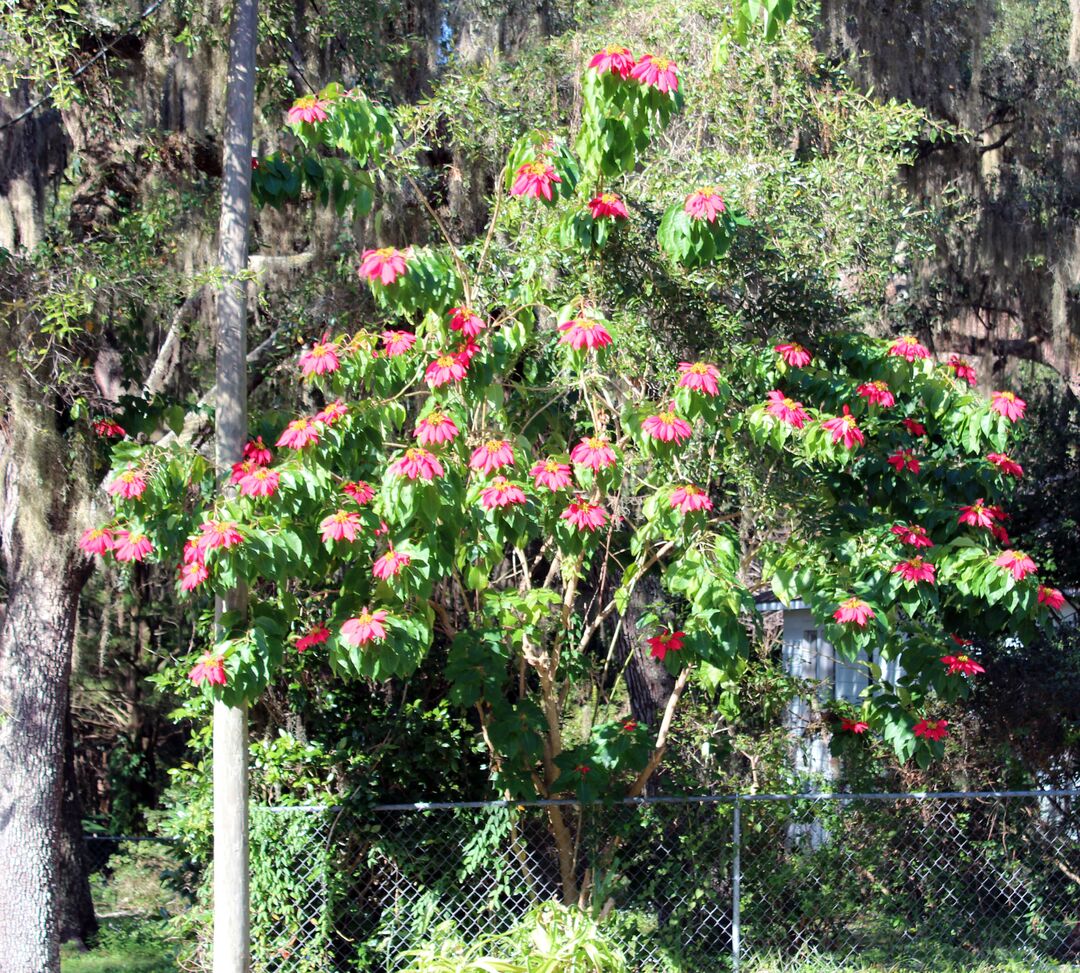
[61,918,176,973]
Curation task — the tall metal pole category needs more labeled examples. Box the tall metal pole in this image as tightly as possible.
[732,795,741,973]
[213,0,257,968]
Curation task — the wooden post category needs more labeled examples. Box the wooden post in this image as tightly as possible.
[213,0,257,968]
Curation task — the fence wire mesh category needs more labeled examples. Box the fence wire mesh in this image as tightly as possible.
[88,791,1080,971]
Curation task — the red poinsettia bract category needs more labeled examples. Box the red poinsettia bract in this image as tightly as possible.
[987,452,1024,478]
[392,448,444,482]
[683,187,725,222]
[1038,586,1066,611]
[647,629,685,661]
[840,719,869,734]
[940,653,985,677]
[510,161,561,201]
[994,549,1037,581]
[629,54,678,94]
[238,467,279,498]
[642,407,692,444]
[341,609,389,646]
[373,547,411,579]
[765,391,809,428]
[243,437,273,466]
[470,440,515,475]
[415,411,460,447]
[480,477,528,511]
[889,335,930,361]
[558,316,613,351]
[381,330,416,356]
[670,484,712,514]
[887,449,920,474]
[893,556,935,584]
[517,456,567,493]
[775,342,811,368]
[561,496,607,532]
[677,361,721,395]
[108,468,147,500]
[857,381,895,408]
[189,652,227,686]
[991,391,1026,422]
[79,528,114,556]
[822,406,864,449]
[287,96,330,124]
[358,247,409,286]
[299,341,340,378]
[277,418,320,449]
[588,193,629,220]
[320,510,362,543]
[833,597,874,627]
[296,625,330,653]
[914,718,948,741]
[947,355,977,386]
[113,531,153,562]
[588,44,636,78]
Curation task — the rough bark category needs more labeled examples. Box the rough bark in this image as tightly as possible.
[57,694,98,947]
[616,570,675,730]
[0,385,92,973]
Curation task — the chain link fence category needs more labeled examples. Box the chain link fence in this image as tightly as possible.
[226,790,1080,972]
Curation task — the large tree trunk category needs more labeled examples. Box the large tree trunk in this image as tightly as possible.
[0,385,92,973]
[57,693,98,947]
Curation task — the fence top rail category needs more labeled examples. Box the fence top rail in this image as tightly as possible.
[251,788,1080,814]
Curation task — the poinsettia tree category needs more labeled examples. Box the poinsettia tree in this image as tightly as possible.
[90,22,1065,903]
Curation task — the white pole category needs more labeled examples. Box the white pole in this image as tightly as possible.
[213,0,257,967]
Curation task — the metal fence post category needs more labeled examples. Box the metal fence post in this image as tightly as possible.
[732,795,741,973]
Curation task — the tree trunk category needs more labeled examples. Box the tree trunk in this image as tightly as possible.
[0,554,86,973]
[57,692,98,947]
[0,379,92,973]
[617,571,674,729]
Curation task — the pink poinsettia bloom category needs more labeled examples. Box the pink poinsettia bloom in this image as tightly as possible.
[343,480,374,504]
[277,418,320,450]
[299,341,340,377]
[415,411,460,447]
[958,499,996,529]
[231,460,255,484]
[647,628,685,661]
[558,316,613,351]
[833,597,875,627]
[182,538,203,565]
[455,339,481,364]
[941,653,985,677]
[510,160,561,201]
[630,53,678,93]
[588,192,629,220]
[320,510,362,544]
[570,437,617,471]
[79,527,113,556]
[891,523,934,548]
[857,381,895,408]
[243,437,273,466]
[1038,585,1066,610]
[902,418,927,436]
[426,353,468,387]
[987,452,1024,478]
[887,449,920,474]
[287,95,330,124]
[179,560,210,592]
[994,549,1037,581]
[775,343,812,368]
[588,44,636,78]
[113,531,153,563]
[561,496,608,532]
[92,418,126,438]
[677,361,721,395]
[340,609,389,646]
[765,391,809,428]
[480,477,528,510]
[238,466,280,498]
[531,458,574,491]
[642,407,693,444]
[315,399,348,426]
[296,625,330,653]
[622,720,638,732]
[991,391,1026,422]
[198,520,243,552]
[684,187,726,222]
[391,447,444,481]
[670,484,713,514]
[358,247,409,286]
[189,652,227,686]
[991,523,1011,546]
[470,439,515,475]
[947,355,977,386]
[449,306,487,339]
[108,468,148,500]
[373,547,411,579]
[381,330,416,356]
[914,718,948,741]
[841,718,870,734]
[951,634,974,647]
[893,556,935,584]
[822,406,865,449]
[889,335,931,361]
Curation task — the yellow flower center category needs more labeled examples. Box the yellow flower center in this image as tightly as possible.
[587,437,606,449]
[486,440,504,453]
[690,362,709,374]
[436,355,455,367]
[650,56,672,70]
[545,460,560,472]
